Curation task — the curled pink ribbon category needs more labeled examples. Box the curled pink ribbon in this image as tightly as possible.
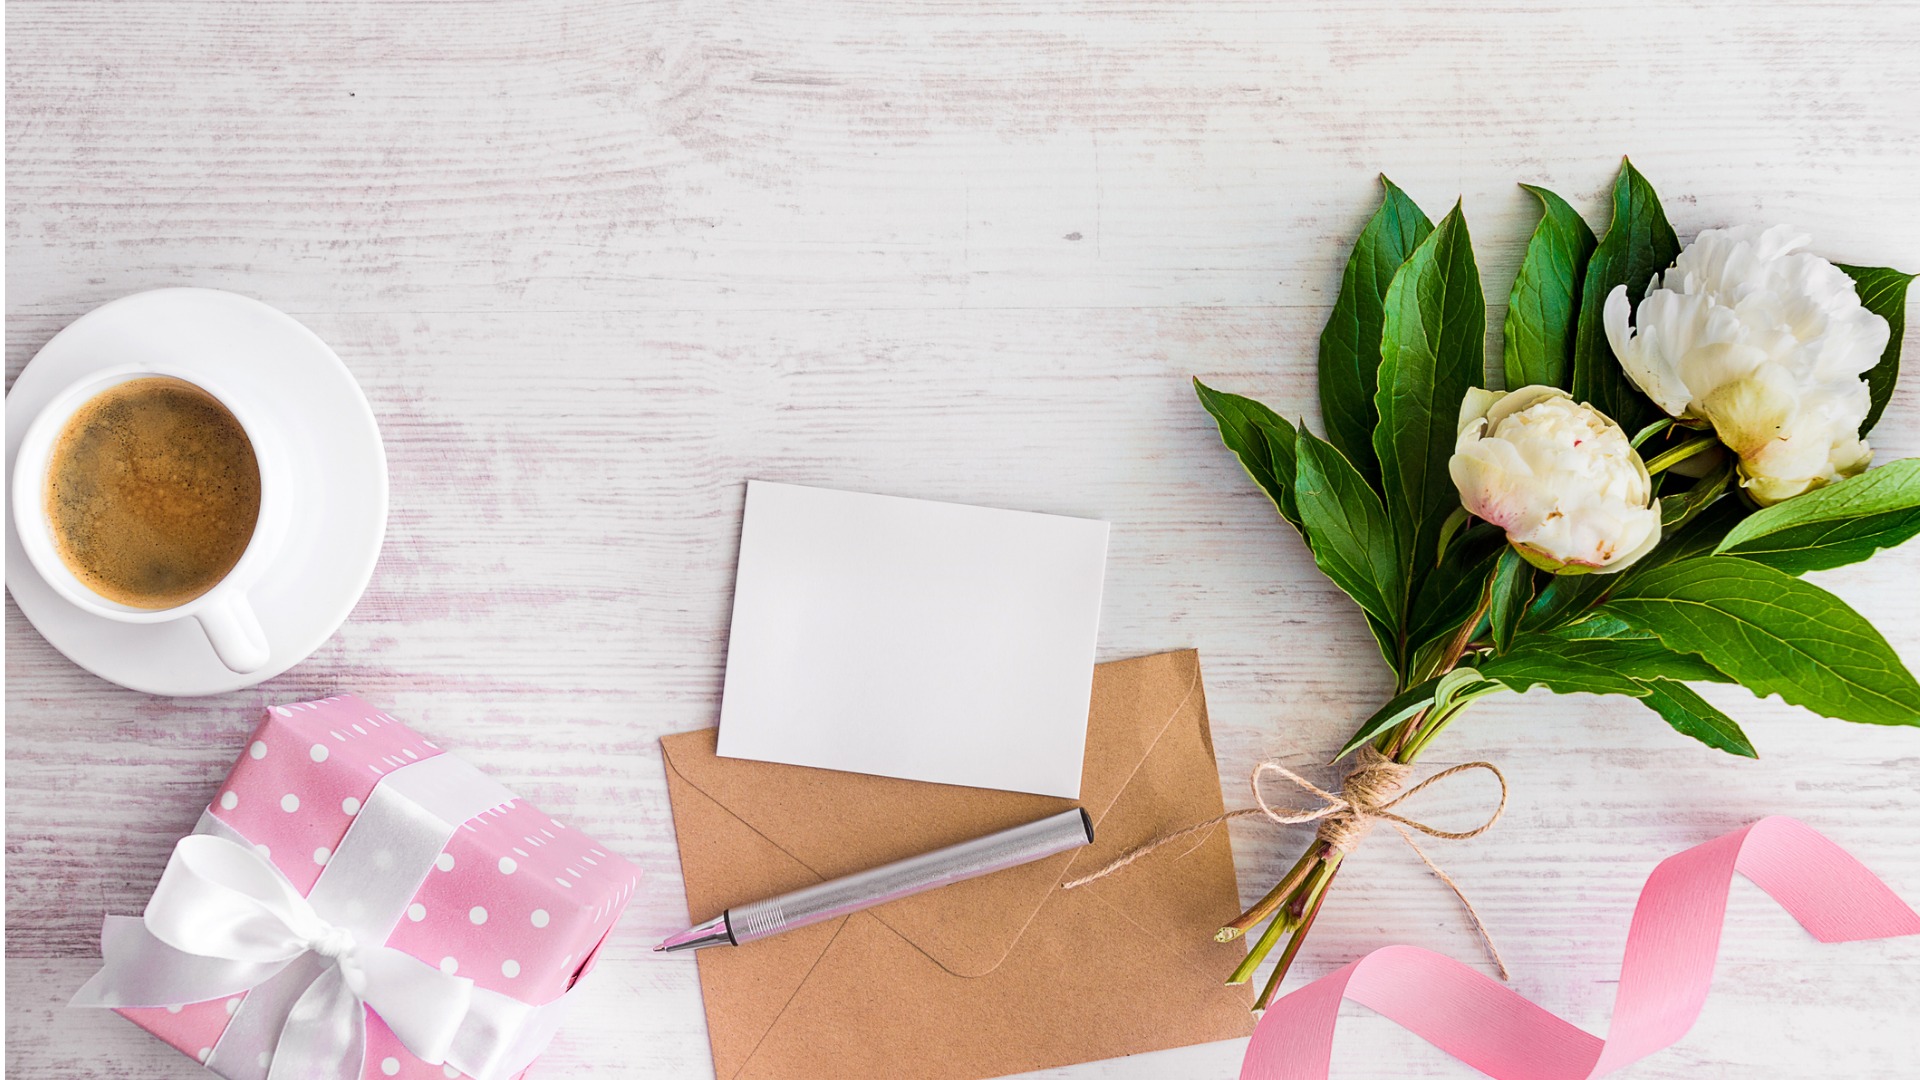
[1241,816,1920,1080]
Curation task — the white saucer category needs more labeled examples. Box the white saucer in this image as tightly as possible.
[5,289,388,696]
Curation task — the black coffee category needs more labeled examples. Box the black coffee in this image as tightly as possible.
[45,376,261,609]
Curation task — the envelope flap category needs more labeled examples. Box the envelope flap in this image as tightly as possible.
[659,650,1202,976]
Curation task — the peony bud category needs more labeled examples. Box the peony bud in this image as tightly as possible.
[1602,225,1886,505]
[1449,385,1661,574]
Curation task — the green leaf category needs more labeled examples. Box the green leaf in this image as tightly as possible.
[1635,678,1757,758]
[1519,571,1612,634]
[1432,666,1499,715]
[1194,379,1305,536]
[1625,496,1748,581]
[1374,202,1485,612]
[1525,496,1751,636]
[1836,264,1914,436]
[1360,614,1404,677]
[1532,636,1733,684]
[1601,557,1920,727]
[1543,611,1651,641]
[1571,159,1679,434]
[1339,667,1505,763]
[1406,523,1503,658]
[1336,676,1441,759]
[1434,505,1471,566]
[1503,185,1596,390]
[1654,452,1735,537]
[1319,177,1434,491]
[1295,430,1405,638]
[1716,457,1920,574]
[1487,546,1534,654]
[1476,650,1655,698]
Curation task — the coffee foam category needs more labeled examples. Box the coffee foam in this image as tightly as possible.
[45,376,261,609]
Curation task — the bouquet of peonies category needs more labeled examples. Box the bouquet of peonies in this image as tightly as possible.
[1195,159,1919,1008]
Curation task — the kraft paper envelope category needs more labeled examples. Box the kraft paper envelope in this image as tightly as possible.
[661,649,1255,1080]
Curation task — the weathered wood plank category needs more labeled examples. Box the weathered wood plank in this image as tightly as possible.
[8,1,1919,1077]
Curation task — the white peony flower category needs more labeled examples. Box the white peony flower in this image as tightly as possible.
[1602,225,1886,505]
[1450,385,1662,574]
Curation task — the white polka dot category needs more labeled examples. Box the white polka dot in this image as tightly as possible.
[258,1051,273,1069]
[469,906,488,925]
[444,1065,461,1078]
[332,730,345,741]
[197,1047,212,1063]
[226,997,241,1015]
[381,1057,400,1076]
[273,706,292,717]
[513,847,529,858]
[249,741,267,759]
[309,744,329,762]
[439,956,458,974]
[555,877,572,888]
[530,909,549,928]
[436,853,455,872]
[254,844,272,860]
[313,847,331,866]
[219,791,238,810]
[343,796,361,816]
[404,749,418,760]
[501,959,520,978]
[166,1004,183,1014]
[566,867,581,877]
[498,856,517,875]
[407,903,426,922]
[281,793,300,812]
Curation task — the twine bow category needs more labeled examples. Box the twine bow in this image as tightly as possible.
[1064,745,1511,979]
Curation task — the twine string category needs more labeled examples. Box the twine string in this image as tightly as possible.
[1062,745,1510,980]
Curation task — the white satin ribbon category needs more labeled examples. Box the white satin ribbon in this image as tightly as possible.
[73,754,574,1080]
[78,835,473,1078]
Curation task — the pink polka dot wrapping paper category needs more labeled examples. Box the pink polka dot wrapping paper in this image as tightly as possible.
[111,694,641,1080]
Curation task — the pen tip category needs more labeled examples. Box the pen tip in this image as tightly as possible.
[652,943,666,952]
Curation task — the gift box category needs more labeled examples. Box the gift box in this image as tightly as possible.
[74,695,640,1080]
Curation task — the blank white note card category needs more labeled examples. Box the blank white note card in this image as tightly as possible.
[715,480,1109,799]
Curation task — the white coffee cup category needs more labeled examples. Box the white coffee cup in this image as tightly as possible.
[11,364,288,673]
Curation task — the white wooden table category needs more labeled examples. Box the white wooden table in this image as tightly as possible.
[8,3,1920,1077]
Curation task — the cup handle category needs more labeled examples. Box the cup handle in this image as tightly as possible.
[196,590,271,674]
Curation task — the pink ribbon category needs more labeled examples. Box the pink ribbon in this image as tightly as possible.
[1241,816,1920,1080]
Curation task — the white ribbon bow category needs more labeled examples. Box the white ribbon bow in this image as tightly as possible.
[77,834,476,1079]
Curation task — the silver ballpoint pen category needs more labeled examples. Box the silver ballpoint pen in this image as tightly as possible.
[655,807,1094,952]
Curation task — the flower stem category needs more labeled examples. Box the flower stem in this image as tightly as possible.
[1226,899,1295,984]
[1231,565,1493,1004]
[1382,703,1430,759]
[1228,552,1505,1005]
[1629,416,1674,449]
[1643,433,1719,475]
[1218,844,1323,941]
[1401,695,1476,762]
[1253,859,1341,1009]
